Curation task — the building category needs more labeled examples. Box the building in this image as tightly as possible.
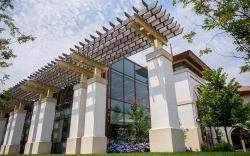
[0,1,249,155]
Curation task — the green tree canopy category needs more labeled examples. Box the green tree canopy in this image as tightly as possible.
[199,68,250,142]
[126,103,150,143]
[0,0,35,86]
[0,88,13,109]
[173,0,250,72]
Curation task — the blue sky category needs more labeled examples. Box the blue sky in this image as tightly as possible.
[1,0,249,90]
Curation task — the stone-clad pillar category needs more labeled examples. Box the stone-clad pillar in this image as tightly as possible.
[24,100,41,154]
[81,75,107,154]
[146,47,185,152]
[31,97,57,154]
[0,111,7,146]
[4,108,27,154]
[66,76,87,154]
[0,112,13,154]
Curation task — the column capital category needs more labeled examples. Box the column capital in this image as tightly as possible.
[74,83,87,90]
[146,48,173,62]
[87,76,107,85]
[41,97,57,104]
[14,109,27,114]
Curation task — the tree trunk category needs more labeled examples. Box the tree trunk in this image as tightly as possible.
[224,126,229,143]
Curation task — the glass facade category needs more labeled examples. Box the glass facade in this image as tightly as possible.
[51,87,73,154]
[107,58,150,141]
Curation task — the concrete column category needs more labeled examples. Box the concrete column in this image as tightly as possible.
[81,76,107,154]
[66,79,87,154]
[24,101,41,154]
[146,48,185,152]
[31,97,57,154]
[0,117,7,145]
[0,113,12,155]
[4,109,27,154]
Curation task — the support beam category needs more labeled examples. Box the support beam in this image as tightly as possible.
[25,80,59,93]
[21,85,47,95]
[21,80,58,97]
[57,60,94,77]
[131,14,167,44]
[70,51,108,71]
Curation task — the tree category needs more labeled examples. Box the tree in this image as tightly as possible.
[0,0,35,85]
[0,88,13,109]
[173,0,250,72]
[127,103,150,143]
[199,68,250,143]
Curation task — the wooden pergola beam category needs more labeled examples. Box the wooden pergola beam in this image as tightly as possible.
[131,13,167,44]
[26,80,59,92]
[70,50,108,71]
[21,85,47,95]
[57,60,94,77]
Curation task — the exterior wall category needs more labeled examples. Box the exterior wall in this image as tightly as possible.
[174,68,204,151]
[241,94,250,104]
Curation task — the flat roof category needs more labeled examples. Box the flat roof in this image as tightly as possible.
[173,50,209,76]
[238,86,250,93]
[11,0,183,102]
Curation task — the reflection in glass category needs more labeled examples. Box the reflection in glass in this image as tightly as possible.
[136,80,149,108]
[112,59,123,72]
[135,64,148,83]
[111,70,123,100]
[110,111,124,125]
[111,99,123,112]
[124,59,134,77]
[124,76,135,103]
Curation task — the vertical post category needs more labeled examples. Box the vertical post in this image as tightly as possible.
[146,45,185,152]
[4,103,27,154]
[0,112,12,154]
[66,75,87,154]
[81,68,107,154]
[24,100,41,154]
[31,91,57,154]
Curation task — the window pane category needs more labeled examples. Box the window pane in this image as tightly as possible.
[124,59,134,77]
[135,65,148,83]
[111,59,123,72]
[111,70,123,100]
[136,81,149,107]
[124,114,132,125]
[124,76,135,103]
[124,104,131,114]
[111,99,123,112]
[110,111,124,125]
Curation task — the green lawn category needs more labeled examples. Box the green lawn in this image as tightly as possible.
[2,152,249,156]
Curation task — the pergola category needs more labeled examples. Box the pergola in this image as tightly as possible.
[12,0,183,103]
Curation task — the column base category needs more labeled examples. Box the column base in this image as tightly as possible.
[24,142,33,154]
[4,144,20,154]
[66,137,81,154]
[185,128,201,151]
[32,141,52,154]
[81,136,107,154]
[0,145,6,154]
[149,128,185,152]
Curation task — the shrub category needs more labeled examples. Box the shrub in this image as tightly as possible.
[201,142,233,152]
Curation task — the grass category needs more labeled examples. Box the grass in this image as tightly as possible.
[3,152,250,156]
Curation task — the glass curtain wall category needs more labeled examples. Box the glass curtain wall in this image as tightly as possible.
[51,87,73,154]
[107,58,150,142]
